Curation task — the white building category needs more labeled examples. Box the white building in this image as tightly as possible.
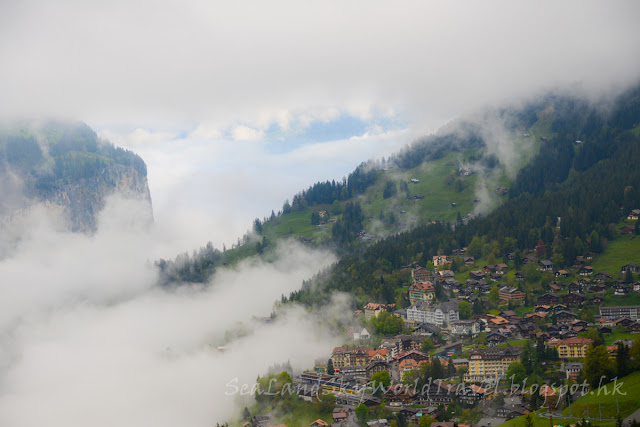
[406,301,459,326]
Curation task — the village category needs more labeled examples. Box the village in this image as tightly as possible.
[246,210,640,427]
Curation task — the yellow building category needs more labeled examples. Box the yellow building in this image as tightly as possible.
[409,281,435,304]
[330,346,374,371]
[546,338,593,359]
[464,346,521,381]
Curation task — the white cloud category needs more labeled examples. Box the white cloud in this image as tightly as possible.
[0,196,340,426]
[231,125,265,141]
[0,0,637,130]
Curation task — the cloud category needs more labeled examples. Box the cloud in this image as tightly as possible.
[231,125,265,141]
[97,125,412,253]
[0,0,637,130]
[0,196,342,426]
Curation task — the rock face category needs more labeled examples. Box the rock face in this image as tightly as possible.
[40,161,153,232]
[0,119,153,233]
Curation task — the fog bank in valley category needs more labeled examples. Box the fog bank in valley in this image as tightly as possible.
[0,196,342,426]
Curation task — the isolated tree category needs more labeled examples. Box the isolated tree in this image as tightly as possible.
[327,359,334,375]
[253,218,263,234]
[242,407,250,420]
[625,268,634,284]
[524,413,534,427]
[311,211,321,225]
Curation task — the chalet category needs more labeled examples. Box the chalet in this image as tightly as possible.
[627,209,640,220]
[630,322,640,333]
[614,284,630,296]
[504,252,515,261]
[568,281,583,294]
[496,406,527,420]
[622,264,640,274]
[364,303,395,320]
[523,256,539,265]
[464,256,475,266]
[484,264,496,273]
[539,260,554,272]
[450,320,480,337]
[501,310,518,319]
[499,286,525,302]
[594,272,612,283]
[564,293,585,306]
[599,326,613,334]
[534,305,551,313]
[332,411,349,424]
[549,283,562,292]
[366,360,390,378]
[634,282,640,292]
[615,317,636,328]
[515,271,525,281]
[442,278,460,289]
[555,270,571,278]
[590,296,604,305]
[478,283,491,293]
[556,310,579,324]
[458,288,473,298]
[486,332,509,347]
[589,284,606,293]
[516,321,537,337]
[571,319,588,328]
[385,383,416,404]
[418,381,453,404]
[578,278,590,286]
[395,349,430,364]
[490,273,502,281]
[438,270,455,279]
[536,293,560,306]
[458,384,488,404]
[496,263,509,274]
[412,267,433,282]
[579,266,594,276]
[433,255,452,267]
[251,415,272,426]
[552,304,568,312]
[621,225,635,235]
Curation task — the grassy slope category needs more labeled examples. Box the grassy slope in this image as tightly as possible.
[230,399,333,427]
[499,411,616,427]
[590,234,640,277]
[562,371,640,420]
[219,115,548,265]
[499,371,640,427]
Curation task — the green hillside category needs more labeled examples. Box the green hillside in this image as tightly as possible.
[258,132,543,247]
[563,371,640,420]
[499,372,640,427]
[590,234,640,276]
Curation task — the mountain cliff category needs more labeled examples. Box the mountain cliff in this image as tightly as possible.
[0,119,152,232]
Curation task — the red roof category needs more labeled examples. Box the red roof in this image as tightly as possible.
[410,281,434,291]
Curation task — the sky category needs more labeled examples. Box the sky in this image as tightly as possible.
[1,1,640,425]
[2,0,640,251]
